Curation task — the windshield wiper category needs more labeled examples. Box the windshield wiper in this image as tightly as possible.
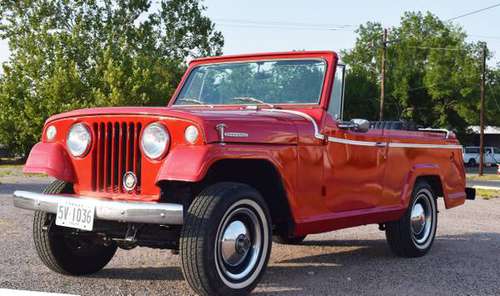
[230,97,275,108]
[177,98,204,105]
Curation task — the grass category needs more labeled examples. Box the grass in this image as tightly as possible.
[476,188,500,200]
[0,164,23,178]
[0,164,23,169]
[0,164,23,177]
[466,174,500,181]
[0,164,47,179]
[0,169,15,177]
[1,162,498,200]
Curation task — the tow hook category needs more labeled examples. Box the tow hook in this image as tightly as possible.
[117,224,141,250]
[42,215,55,232]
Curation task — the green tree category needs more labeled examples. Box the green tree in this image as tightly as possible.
[341,12,499,139]
[484,66,500,127]
[0,0,223,155]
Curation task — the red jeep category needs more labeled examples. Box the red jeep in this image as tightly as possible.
[14,51,474,296]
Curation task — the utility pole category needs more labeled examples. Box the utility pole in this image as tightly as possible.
[479,44,487,176]
[379,28,387,121]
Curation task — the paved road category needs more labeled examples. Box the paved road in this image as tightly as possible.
[1,177,499,296]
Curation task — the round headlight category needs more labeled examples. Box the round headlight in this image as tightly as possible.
[185,125,199,144]
[67,123,91,157]
[141,123,169,160]
[46,125,57,141]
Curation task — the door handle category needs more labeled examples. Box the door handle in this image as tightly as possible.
[375,142,387,147]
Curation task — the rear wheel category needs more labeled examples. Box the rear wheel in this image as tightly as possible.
[180,182,272,296]
[33,180,117,275]
[467,158,476,167]
[385,181,437,257]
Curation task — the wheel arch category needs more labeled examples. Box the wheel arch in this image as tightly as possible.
[159,158,296,236]
[415,175,444,198]
[402,164,465,210]
[204,159,295,235]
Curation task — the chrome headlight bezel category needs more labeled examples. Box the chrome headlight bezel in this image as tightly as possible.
[66,123,92,157]
[141,122,170,160]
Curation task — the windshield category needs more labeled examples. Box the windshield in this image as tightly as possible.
[174,59,326,106]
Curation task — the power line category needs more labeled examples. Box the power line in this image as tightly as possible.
[469,34,500,40]
[214,18,355,29]
[405,46,463,51]
[216,23,354,32]
[447,3,500,21]
[214,18,356,32]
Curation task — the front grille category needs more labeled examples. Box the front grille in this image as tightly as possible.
[92,121,142,194]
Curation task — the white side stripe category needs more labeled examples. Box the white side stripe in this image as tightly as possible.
[263,109,462,150]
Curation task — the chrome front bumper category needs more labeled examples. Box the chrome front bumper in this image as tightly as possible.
[13,190,183,225]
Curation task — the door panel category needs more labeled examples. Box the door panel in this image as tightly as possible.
[323,117,387,212]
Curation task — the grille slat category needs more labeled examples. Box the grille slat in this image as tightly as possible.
[96,123,104,191]
[133,124,138,173]
[135,123,142,191]
[92,121,142,194]
[103,123,108,191]
[110,123,116,191]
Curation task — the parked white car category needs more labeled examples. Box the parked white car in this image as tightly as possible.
[463,146,500,166]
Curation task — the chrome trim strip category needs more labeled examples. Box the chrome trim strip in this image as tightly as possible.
[190,57,327,67]
[13,191,183,225]
[328,137,461,149]
[327,136,382,147]
[418,128,451,139]
[264,109,325,140]
[263,109,461,150]
[388,142,462,149]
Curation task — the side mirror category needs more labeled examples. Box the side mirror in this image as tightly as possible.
[337,118,370,133]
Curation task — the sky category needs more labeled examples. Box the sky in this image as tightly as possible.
[203,0,500,65]
[0,0,499,65]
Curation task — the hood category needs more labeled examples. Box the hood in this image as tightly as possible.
[46,107,319,145]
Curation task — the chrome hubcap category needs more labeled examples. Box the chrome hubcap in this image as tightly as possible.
[410,204,426,235]
[410,193,434,246]
[221,220,251,266]
[216,208,261,280]
[215,199,269,289]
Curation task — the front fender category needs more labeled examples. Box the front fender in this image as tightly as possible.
[155,145,215,183]
[24,142,75,182]
[155,144,285,183]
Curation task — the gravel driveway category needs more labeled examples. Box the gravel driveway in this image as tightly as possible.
[1,173,499,296]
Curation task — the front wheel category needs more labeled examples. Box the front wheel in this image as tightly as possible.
[33,180,117,275]
[385,180,437,257]
[180,182,272,296]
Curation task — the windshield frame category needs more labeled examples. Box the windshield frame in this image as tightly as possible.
[171,57,329,108]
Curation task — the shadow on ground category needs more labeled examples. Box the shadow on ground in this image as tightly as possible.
[94,266,184,281]
[81,232,500,295]
[0,182,48,194]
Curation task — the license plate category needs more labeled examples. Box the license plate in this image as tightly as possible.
[55,199,95,231]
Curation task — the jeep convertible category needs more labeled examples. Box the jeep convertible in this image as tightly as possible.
[13,51,475,296]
